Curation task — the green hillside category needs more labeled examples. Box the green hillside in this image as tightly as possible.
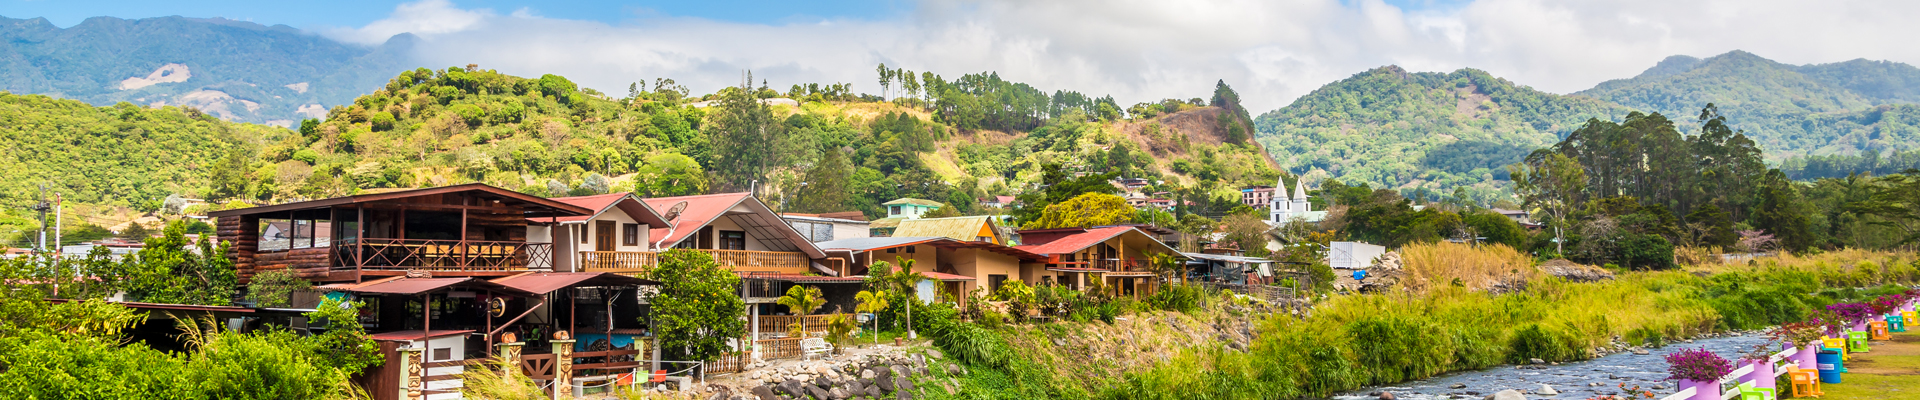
[1575,51,1920,159]
[0,15,415,126]
[1252,66,1625,203]
[0,92,282,210]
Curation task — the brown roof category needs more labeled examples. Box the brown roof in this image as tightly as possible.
[642,193,826,259]
[537,193,671,227]
[344,277,531,296]
[488,272,658,295]
[921,271,975,281]
[210,183,593,218]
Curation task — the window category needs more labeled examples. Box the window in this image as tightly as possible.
[579,225,589,244]
[905,245,916,253]
[886,247,897,254]
[622,223,640,246]
[988,274,1008,292]
[719,230,746,250]
[889,206,901,215]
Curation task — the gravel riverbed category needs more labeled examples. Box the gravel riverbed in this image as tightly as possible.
[1335,332,1770,399]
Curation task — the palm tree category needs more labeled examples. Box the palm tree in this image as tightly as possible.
[776,285,825,337]
[892,257,929,339]
[854,289,888,345]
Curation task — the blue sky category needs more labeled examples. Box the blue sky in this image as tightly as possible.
[1,0,911,28]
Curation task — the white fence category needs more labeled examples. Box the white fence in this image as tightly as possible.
[1657,345,1798,400]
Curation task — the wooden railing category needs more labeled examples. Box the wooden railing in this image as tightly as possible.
[706,351,751,375]
[756,337,804,360]
[579,249,811,273]
[334,239,550,271]
[1093,258,1153,273]
[572,349,642,371]
[580,251,658,273]
[756,314,834,337]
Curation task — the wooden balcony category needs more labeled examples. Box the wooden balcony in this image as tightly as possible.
[580,249,811,274]
[328,239,552,277]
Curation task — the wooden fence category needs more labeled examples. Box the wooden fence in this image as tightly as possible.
[756,337,804,361]
[706,351,751,375]
[756,315,833,337]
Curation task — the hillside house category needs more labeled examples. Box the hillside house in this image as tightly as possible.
[978,196,1016,209]
[532,193,672,273]
[1015,226,1185,298]
[780,212,871,243]
[882,198,944,219]
[1240,185,1276,208]
[813,236,1045,307]
[892,216,1010,245]
[210,184,593,284]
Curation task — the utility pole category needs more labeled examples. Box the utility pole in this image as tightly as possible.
[54,192,62,257]
[31,184,50,253]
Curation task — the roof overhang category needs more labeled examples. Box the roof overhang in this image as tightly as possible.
[488,272,659,295]
[211,183,593,218]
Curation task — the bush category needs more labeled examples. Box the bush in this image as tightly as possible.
[1146,283,1203,313]
[1507,324,1582,364]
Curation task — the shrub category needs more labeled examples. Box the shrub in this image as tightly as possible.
[1663,347,1731,382]
[1507,324,1580,363]
[1146,283,1203,313]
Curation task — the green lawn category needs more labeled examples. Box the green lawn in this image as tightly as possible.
[1816,329,1920,399]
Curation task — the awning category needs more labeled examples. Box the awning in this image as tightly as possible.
[742,273,867,283]
[921,272,975,281]
[344,277,532,296]
[489,272,659,295]
[369,329,475,342]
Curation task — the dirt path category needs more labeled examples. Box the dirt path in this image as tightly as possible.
[1821,329,1920,398]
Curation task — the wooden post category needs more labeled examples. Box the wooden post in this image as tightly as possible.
[551,339,576,399]
[398,346,425,400]
[496,340,525,371]
[356,205,366,283]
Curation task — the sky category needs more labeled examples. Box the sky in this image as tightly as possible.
[6,0,1919,113]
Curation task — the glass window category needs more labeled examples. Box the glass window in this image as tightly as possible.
[720,230,746,250]
[622,223,640,246]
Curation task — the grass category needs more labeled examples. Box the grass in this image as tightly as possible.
[913,247,1920,400]
[1818,330,1920,399]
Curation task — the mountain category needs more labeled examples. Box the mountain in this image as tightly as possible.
[1576,50,1920,159]
[0,15,416,126]
[0,92,282,210]
[1252,66,1626,203]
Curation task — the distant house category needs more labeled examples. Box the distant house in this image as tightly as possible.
[1240,186,1276,208]
[814,236,1045,305]
[1328,241,1387,270]
[1015,226,1185,298]
[893,216,1009,244]
[1491,208,1533,225]
[781,212,871,243]
[882,198,945,219]
[978,196,1017,209]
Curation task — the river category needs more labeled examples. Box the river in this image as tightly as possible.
[1335,332,1770,399]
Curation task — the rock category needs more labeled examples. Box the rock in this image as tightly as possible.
[1380,392,1397,400]
[895,390,914,400]
[875,375,897,392]
[861,369,877,380]
[805,384,830,400]
[815,376,834,389]
[926,349,944,359]
[1529,358,1546,365]
[1537,259,1613,282]
[828,387,850,400]
[945,364,963,376]
[897,376,915,392]
[915,367,929,376]
[1633,349,1650,355]
[1450,383,1467,389]
[1538,384,1558,395]
[866,385,883,398]
[779,380,805,397]
[1485,390,1526,400]
[752,385,780,400]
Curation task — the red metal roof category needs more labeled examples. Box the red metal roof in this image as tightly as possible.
[641,193,827,259]
[643,192,752,245]
[368,329,475,341]
[1015,226,1136,255]
[921,271,975,281]
[488,272,658,295]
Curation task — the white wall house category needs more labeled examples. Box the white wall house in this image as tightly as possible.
[1328,241,1387,270]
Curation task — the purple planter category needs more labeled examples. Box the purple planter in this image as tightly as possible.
[1796,341,1820,370]
[1853,321,1869,332]
[1678,379,1720,400]
[1741,359,1776,389]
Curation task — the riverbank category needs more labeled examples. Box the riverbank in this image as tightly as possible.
[1335,332,1770,399]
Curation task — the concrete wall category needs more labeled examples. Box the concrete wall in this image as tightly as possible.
[1329,241,1386,270]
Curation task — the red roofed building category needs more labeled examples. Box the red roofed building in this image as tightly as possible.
[533,193,670,273]
[1014,226,1185,298]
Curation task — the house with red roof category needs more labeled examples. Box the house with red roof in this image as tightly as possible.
[532,193,672,272]
[1014,226,1185,298]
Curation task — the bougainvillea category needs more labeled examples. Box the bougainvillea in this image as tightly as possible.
[1665,347,1733,382]
[1828,302,1877,326]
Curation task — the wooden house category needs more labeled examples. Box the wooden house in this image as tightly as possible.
[1015,226,1185,298]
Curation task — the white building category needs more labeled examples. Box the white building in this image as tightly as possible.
[1328,241,1387,270]
[1269,178,1326,224]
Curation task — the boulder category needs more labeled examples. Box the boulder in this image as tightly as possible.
[897,376,915,392]
[861,368,877,380]
[875,375,896,392]
[1485,389,1526,400]
[779,379,805,397]
[805,384,830,400]
[1538,384,1559,395]
[865,385,883,398]
[814,376,834,389]
[751,385,780,400]
[828,387,851,400]
[1379,392,1396,400]
[1537,259,1613,282]
[945,364,963,376]
[926,349,944,359]
[1449,383,1467,389]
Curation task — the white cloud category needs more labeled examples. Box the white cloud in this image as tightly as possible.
[331,0,1920,113]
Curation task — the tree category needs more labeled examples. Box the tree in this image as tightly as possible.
[776,285,827,337]
[1750,169,1813,253]
[792,149,852,213]
[1029,192,1133,229]
[922,205,963,218]
[854,289,888,345]
[1509,150,1587,255]
[633,153,706,197]
[708,73,787,191]
[876,63,891,101]
[111,221,235,305]
[645,249,746,361]
[1220,213,1273,256]
[242,269,310,308]
[1850,171,1920,245]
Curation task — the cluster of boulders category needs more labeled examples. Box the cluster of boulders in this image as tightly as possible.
[728,350,960,400]
[1537,259,1615,282]
[1370,251,1404,270]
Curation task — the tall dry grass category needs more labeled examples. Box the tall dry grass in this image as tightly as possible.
[1398,242,1539,293]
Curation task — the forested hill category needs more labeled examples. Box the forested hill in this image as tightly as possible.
[1252,66,1625,205]
[0,92,282,210]
[1575,50,1920,159]
[0,15,415,126]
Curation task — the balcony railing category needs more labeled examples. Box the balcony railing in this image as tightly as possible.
[334,238,550,271]
[579,249,811,274]
[1092,258,1153,273]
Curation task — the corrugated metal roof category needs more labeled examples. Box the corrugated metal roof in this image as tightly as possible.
[882,198,944,207]
[489,272,659,295]
[921,271,974,281]
[347,278,475,294]
[814,236,946,251]
[893,216,994,241]
[1014,226,1136,255]
[536,193,671,227]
